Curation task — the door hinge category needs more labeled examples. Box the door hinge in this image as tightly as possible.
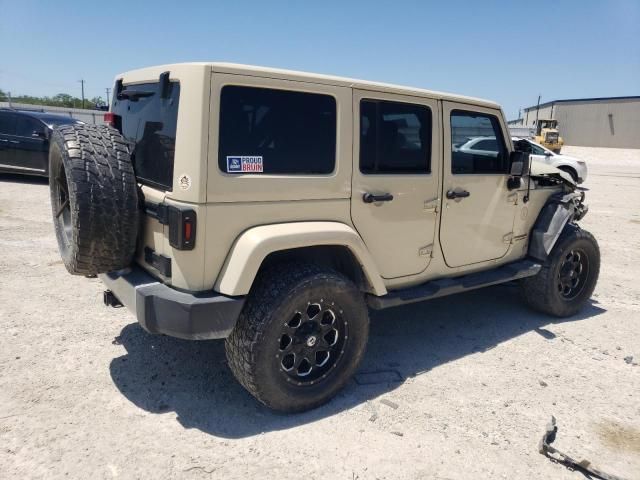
[419,244,434,257]
[423,198,439,214]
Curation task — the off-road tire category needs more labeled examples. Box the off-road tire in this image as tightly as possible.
[520,225,599,317]
[225,263,369,412]
[49,124,139,276]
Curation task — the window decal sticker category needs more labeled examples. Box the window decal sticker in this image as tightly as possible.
[226,156,264,173]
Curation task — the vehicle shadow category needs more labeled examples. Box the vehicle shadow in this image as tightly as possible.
[0,173,48,185]
[109,283,606,439]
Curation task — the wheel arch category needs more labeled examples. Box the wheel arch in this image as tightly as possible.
[528,192,584,261]
[555,164,578,180]
[214,222,387,296]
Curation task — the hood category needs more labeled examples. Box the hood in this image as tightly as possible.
[530,159,576,186]
[553,154,580,163]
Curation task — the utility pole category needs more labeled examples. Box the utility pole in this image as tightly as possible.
[79,79,85,109]
[105,87,111,106]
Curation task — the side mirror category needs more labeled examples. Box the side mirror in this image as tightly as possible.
[544,151,553,157]
[32,129,47,139]
[509,151,530,177]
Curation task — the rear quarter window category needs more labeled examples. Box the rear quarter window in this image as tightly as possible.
[218,86,337,175]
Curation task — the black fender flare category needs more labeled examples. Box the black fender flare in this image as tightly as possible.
[528,191,588,261]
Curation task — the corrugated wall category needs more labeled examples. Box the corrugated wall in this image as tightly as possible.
[520,98,640,148]
[555,99,640,148]
[522,105,554,127]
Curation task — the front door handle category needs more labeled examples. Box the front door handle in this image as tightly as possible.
[363,192,394,203]
[9,140,20,144]
[446,189,470,200]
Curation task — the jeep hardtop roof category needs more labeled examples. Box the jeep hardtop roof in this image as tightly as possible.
[115,62,501,110]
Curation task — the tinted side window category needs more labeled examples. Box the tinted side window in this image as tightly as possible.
[451,111,508,174]
[218,86,336,174]
[360,99,431,174]
[0,113,16,135]
[15,116,44,137]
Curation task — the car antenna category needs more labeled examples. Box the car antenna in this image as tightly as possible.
[523,154,533,203]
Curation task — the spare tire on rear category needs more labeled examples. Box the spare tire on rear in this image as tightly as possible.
[49,124,139,276]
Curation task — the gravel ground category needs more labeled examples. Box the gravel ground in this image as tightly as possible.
[1,146,639,480]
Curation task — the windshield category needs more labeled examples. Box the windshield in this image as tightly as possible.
[111,81,180,191]
[529,141,548,155]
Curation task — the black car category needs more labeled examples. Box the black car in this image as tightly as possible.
[0,109,83,177]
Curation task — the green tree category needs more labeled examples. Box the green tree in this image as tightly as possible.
[88,96,106,108]
[0,88,103,109]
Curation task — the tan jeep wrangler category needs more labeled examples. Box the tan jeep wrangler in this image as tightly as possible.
[48,63,599,412]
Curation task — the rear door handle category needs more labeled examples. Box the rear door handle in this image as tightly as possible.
[446,189,470,200]
[363,192,394,203]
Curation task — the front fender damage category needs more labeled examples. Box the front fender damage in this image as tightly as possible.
[528,190,588,261]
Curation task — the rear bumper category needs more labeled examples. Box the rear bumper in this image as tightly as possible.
[99,266,245,340]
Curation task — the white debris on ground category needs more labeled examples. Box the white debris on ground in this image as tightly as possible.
[0,147,639,479]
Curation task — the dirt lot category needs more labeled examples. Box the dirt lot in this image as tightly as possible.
[1,146,639,479]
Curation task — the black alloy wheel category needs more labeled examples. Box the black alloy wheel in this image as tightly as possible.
[52,164,72,248]
[557,249,589,300]
[278,301,348,385]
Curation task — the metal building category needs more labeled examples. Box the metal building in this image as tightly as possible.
[511,96,640,148]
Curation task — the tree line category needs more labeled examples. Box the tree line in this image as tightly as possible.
[0,88,106,110]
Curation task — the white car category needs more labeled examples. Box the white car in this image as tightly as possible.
[513,137,588,184]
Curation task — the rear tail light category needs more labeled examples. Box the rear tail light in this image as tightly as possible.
[168,207,196,250]
[104,112,116,127]
[145,203,197,250]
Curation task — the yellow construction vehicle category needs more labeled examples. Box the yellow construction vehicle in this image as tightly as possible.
[534,119,564,153]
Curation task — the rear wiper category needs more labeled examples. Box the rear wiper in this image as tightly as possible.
[117,90,154,101]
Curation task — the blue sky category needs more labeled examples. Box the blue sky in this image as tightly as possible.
[1,0,638,119]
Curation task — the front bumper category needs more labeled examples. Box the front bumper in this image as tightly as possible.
[99,266,245,340]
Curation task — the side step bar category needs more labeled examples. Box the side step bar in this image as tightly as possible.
[367,259,541,310]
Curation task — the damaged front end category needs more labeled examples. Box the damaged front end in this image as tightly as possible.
[528,167,589,262]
